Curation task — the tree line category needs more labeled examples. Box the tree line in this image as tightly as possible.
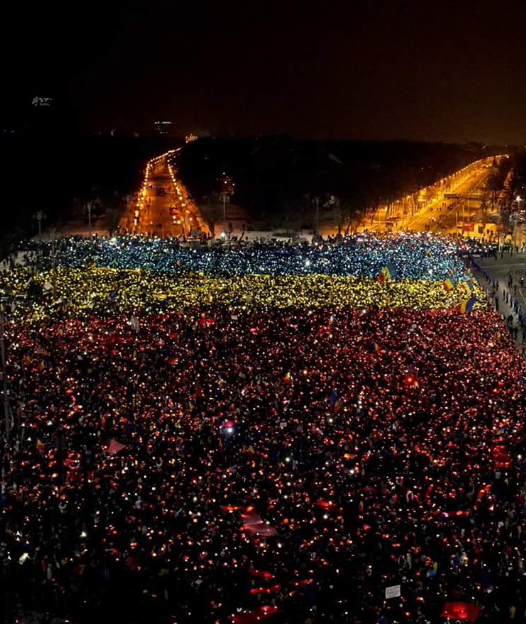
[176,137,502,234]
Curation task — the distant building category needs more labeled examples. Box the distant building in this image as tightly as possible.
[184,129,211,140]
[0,90,82,138]
[26,95,66,136]
[154,121,173,137]
[32,97,53,108]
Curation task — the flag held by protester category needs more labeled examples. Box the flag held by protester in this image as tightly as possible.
[460,280,475,296]
[107,439,126,455]
[443,278,454,292]
[378,264,396,283]
[441,602,481,623]
[456,296,476,313]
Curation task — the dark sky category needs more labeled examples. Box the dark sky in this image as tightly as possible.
[4,0,526,143]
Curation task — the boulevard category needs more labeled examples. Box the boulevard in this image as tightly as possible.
[365,156,505,237]
[120,152,206,237]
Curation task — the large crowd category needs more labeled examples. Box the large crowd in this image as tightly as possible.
[28,233,471,280]
[0,267,486,320]
[1,234,524,624]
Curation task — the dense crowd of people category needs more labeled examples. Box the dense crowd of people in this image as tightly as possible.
[0,233,487,321]
[457,238,499,258]
[28,233,472,280]
[0,267,486,320]
[2,308,526,624]
[0,233,523,624]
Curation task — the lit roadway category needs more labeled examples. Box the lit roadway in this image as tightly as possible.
[365,156,507,237]
[409,163,492,234]
[123,153,507,240]
[121,151,206,237]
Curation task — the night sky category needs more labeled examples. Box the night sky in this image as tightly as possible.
[4,0,526,143]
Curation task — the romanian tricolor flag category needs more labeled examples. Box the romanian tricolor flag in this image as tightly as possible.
[329,389,341,412]
[377,266,391,283]
[443,278,454,292]
[456,296,476,313]
[460,280,475,296]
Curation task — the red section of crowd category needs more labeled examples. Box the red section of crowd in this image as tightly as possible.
[2,307,526,624]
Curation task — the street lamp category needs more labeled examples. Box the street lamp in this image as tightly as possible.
[85,201,93,238]
[33,211,46,238]
[220,192,230,231]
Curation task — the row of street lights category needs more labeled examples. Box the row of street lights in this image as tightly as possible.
[167,156,205,236]
[133,154,161,231]
[132,149,205,236]
[372,155,505,233]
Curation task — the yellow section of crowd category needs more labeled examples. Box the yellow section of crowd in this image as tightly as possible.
[2,267,487,320]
